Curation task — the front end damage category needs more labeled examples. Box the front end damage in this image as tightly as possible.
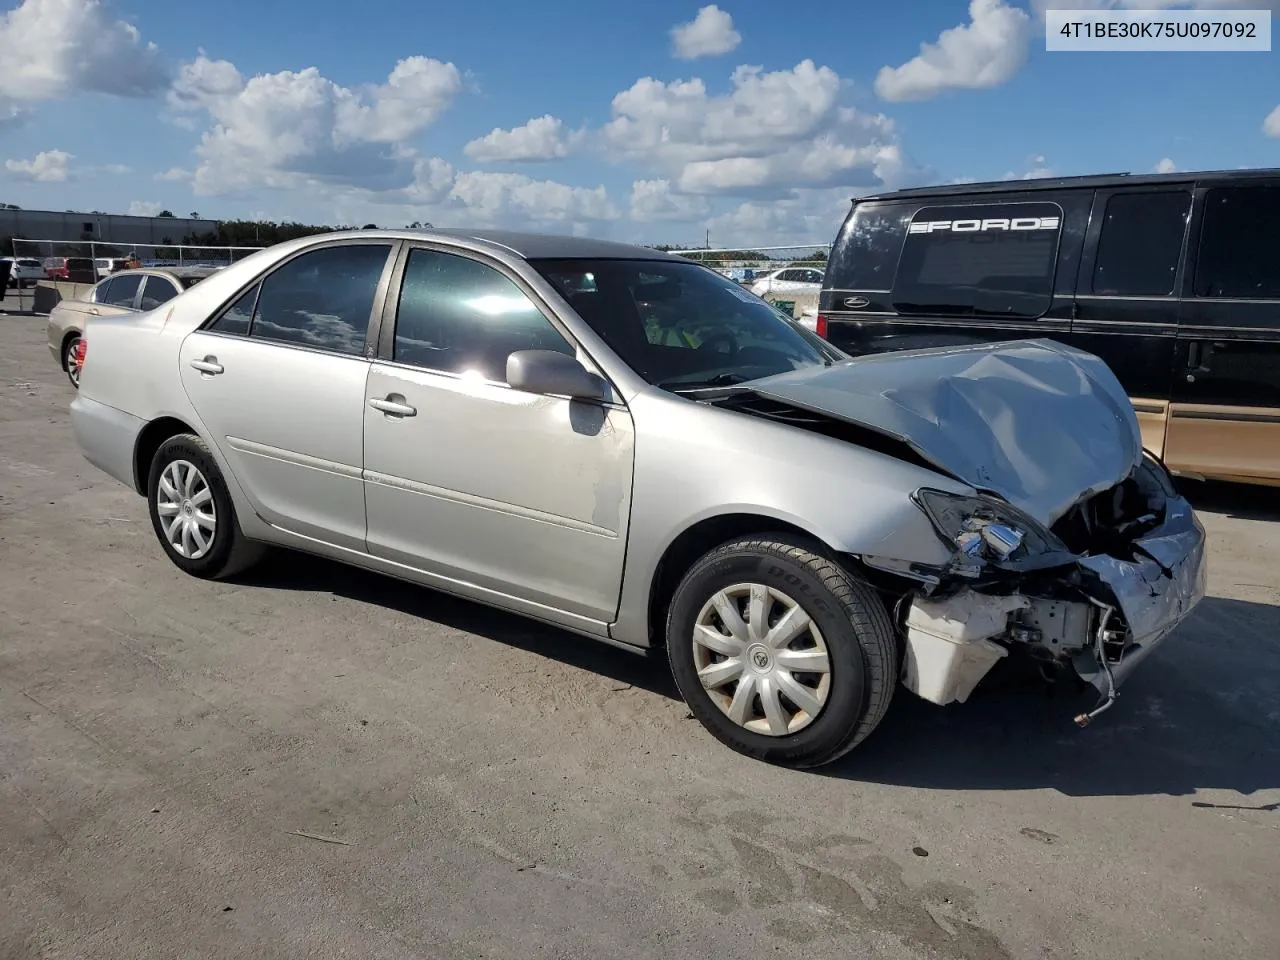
[881,454,1207,723]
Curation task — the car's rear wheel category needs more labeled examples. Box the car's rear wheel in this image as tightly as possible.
[666,535,897,768]
[63,335,82,388]
[146,433,264,580]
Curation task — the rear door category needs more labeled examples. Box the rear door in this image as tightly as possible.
[179,240,397,549]
[1068,184,1192,458]
[1165,181,1280,483]
[822,193,1090,356]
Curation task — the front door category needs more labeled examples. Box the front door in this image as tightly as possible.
[1068,185,1191,458]
[1167,182,1280,483]
[362,245,635,623]
[179,241,396,549]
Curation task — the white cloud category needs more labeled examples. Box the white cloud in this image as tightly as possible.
[450,171,617,223]
[464,115,575,162]
[602,60,909,198]
[5,148,72,182]
[705,187,860,248]
[629,179,711,221]
[167,54,463,196]
[127,200,164,217]
[1155,157,1178,173]
[1264,106,1280,138]
[875,0,1030,102]
[1002,155,1054,180]
[0,0,167,101]
[156,166,192,182]
[671,5,742,59]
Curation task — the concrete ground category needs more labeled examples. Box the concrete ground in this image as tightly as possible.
[1,312,1278,960]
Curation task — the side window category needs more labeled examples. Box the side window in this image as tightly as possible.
[101,273,143,308]
[93,278,114,304]
[1091,191,1190,297]
[249,244,391,355]
[393,248,574,382]
[1194,186,1280,300]
[892,202,1063,318]
[777,269,800,282]
[139,276,181,311]
[209,283,260,336]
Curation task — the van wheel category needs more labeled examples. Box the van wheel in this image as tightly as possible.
[666,536,896,768]
[146,433,265,580]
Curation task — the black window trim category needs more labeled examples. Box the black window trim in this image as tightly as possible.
[372,240,623,406]
[199,237,401,360]
[891,198,1066,321]
[1184,179,1280,304]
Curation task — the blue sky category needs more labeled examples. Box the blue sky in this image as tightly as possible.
[0,0,1277,247]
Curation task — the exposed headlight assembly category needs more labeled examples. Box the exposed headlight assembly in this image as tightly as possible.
[913,488,1067,570]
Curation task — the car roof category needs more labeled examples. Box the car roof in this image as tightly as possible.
[856,166,1280,203]
[102,266,222,281]
[318,227,684,262]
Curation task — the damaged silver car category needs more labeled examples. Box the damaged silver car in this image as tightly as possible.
[68,230,1207,767]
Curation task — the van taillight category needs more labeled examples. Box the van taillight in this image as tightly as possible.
[814,313,829,339]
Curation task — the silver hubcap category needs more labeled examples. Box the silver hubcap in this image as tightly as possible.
[692,583,832,737]
[66,338,82,385]
[156,459,216,559]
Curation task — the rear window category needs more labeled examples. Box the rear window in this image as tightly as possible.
[828,203,911,291]
[891,202,1062,318]
[66,258,94,269]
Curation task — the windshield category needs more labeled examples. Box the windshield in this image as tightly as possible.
[530,258,833,392]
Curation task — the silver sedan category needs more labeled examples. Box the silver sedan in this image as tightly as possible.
[68,229,1207,766]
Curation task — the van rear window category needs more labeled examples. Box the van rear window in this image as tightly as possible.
[891,202,1062,318]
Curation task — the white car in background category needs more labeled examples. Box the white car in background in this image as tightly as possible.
[3,257,47,287]
[749,266,825,297]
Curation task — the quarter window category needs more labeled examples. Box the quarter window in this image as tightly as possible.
[891,202,1062,318]
[393,248,574,382]
[139,276,181,310]
[1194,186,1280,300]
[101,273,142,308]
[248,244,391,355]
[1091,192,1190,297]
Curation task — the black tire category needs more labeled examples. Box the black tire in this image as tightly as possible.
[63,333,82,389]
[666,535,897,768]
[146,433,265,580]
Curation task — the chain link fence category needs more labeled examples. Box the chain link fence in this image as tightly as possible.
[666,244,832,280]
[5,240,265,313]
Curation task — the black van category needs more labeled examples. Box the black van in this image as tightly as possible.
[817,168,1280,487]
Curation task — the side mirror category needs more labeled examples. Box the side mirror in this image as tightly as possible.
[506,349,607,401]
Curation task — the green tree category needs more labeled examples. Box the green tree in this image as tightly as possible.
[157,210,175,218]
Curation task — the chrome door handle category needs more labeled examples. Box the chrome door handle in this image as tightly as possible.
[190,357,224,375]
[88,307,99,316]
[369,396,417,417]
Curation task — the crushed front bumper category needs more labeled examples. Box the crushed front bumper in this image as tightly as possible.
[1071,492,1208,695]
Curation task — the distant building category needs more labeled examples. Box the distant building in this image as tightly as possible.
[0,208,218,246]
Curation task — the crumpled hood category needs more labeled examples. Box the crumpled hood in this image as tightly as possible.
[746,338,1142,526]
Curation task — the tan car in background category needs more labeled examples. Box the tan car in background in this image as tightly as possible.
[47,267,220,387]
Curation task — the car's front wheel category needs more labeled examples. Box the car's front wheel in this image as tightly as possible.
[667,536,897,768]
[146,433,264,580]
